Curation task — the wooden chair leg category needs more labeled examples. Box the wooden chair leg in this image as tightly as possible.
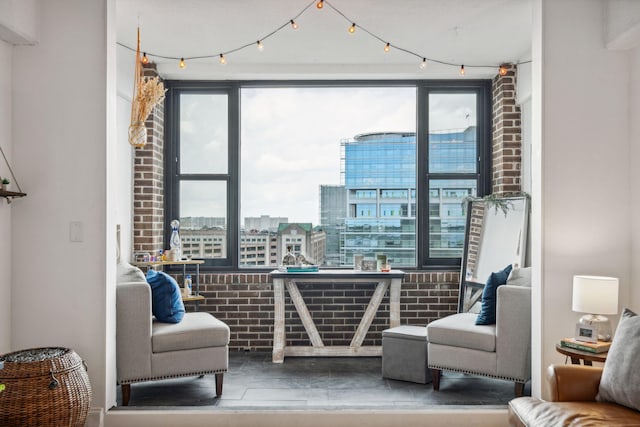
[431,369,441,391]
[515,381,525,397]
[215,373,224,397]
[121,384,131,406]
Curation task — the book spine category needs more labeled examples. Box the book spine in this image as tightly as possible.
[560,340,604,353]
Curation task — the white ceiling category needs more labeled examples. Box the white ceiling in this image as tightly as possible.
[116,0,533,80]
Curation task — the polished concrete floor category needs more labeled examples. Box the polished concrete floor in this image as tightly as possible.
[115,352,530,410]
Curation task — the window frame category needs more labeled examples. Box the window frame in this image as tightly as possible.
[164,80,491,271]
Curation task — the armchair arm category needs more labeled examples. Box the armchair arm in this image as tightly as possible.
[547,364,602,402]
[496,285,531,380]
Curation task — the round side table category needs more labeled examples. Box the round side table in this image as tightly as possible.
[555,343,607,366]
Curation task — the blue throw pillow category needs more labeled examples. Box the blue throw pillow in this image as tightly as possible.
[475,264,513,325]
[146,270,185,323]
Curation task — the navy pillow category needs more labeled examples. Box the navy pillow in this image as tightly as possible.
[475,264,513,325]
[146,270,185,323]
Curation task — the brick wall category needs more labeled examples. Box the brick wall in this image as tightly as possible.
[133,64,165,255]
[492,63,522,196]
[176,271,459,351]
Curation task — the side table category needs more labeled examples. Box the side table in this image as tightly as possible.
[555,343,607,366]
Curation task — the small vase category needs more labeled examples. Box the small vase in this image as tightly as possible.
[128,122,147,148]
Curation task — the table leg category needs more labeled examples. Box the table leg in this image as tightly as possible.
[350,280,388,348]
[272,278,286,363]
[389,277,401,328]
[285,279,324,347]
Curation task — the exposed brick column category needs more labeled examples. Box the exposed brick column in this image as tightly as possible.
[491,64,522,196]
[133,63,165,256]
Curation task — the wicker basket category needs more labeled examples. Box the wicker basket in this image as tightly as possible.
[0,347,92,427]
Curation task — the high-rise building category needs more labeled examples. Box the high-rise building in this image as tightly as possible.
[319,185,347,266]
[339,128,476,266]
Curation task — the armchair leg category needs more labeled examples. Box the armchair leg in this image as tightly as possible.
[515,381,525,397]
[431,369,441,391]
[121,384,131,406]
[215,373,224,397]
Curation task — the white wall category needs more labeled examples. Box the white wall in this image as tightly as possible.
[0,0,37,44]
[0,39,12,354]
[533,0,633,399]
[632,45,640,309]
[11,0,111,412]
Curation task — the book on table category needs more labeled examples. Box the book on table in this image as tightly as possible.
[560,337,611,353]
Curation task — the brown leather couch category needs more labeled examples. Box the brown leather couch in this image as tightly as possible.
[508,364,640,426]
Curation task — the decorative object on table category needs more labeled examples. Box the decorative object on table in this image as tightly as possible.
[572,275,619,341]
[169,219,181,260]
[1,178,8,191]
[353,253,364,270]
[295,252,314,266]
[128,27,166,148]
[0,347,92,427]
[560,337,611,353]
[362,259,377,271]
[282,246,297,266]
[376,254,387,272]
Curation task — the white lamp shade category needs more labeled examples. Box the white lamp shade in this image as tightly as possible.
[572,275,619,315]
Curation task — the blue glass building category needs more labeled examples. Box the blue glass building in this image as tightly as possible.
[339,127,477,266]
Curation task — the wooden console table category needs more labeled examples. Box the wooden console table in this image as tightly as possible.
[270,269,405,363]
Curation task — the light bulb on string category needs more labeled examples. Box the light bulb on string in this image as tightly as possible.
[179,58,186,69]
[141,52,149,65]
[384,42,390,53]
[257,40,264,51]
[348,23,356,34]
[420,58,427,69]
[499,64,508,76]
[459,64,465,76]
[316,0,324,9]
[290,20,298,30]
[219,54,226,65]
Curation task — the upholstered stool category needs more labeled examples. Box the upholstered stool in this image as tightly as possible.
[382,325,431,384]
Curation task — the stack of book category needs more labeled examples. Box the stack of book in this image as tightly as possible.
[560,337,611,353]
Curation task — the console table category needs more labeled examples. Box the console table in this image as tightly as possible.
[270,269,405,363]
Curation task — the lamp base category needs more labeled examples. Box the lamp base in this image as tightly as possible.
[578,314,613,342]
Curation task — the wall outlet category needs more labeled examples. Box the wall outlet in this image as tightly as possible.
[70,221,83,242]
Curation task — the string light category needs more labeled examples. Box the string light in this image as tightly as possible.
[118,0,530,77]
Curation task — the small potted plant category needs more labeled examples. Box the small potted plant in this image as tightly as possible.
[1,178,9,191]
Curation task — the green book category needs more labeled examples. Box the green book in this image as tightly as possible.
[560,338,610,354]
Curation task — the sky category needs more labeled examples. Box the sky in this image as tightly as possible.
[179,87,476,226]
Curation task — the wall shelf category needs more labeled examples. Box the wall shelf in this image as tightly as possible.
[0,189,26,201]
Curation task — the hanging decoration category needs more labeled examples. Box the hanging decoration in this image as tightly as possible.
[128,27,166,148]
[117,0,530,75]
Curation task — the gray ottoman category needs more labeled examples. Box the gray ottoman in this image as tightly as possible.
[382,325,431,384]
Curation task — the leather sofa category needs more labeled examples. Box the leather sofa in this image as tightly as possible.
[508,364,640,426]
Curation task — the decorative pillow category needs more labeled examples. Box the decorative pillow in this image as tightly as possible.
[146,269,185,324]
[506,266,531,287]
[116,261,146,284]
[596,308,640,411]
[475,264,513,325]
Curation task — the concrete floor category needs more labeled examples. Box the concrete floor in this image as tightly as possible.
[115,352,529,410]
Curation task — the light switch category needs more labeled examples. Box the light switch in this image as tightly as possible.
[70,221,83,242]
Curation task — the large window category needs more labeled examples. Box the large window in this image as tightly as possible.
[165,81,490,270]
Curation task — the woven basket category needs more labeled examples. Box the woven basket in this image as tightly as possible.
[0,347,92,427]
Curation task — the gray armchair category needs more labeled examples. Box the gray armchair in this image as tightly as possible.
[116,278,229,406]
[427,281,531,396]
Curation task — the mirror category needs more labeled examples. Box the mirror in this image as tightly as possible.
[458,196,529,313]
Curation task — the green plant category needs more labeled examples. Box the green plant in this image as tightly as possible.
[1,177,9,185]
[463,192,530,217]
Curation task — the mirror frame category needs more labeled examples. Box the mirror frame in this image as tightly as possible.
[458,196,529,313]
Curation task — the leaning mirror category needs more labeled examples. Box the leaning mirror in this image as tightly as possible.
[458,196,529,313]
